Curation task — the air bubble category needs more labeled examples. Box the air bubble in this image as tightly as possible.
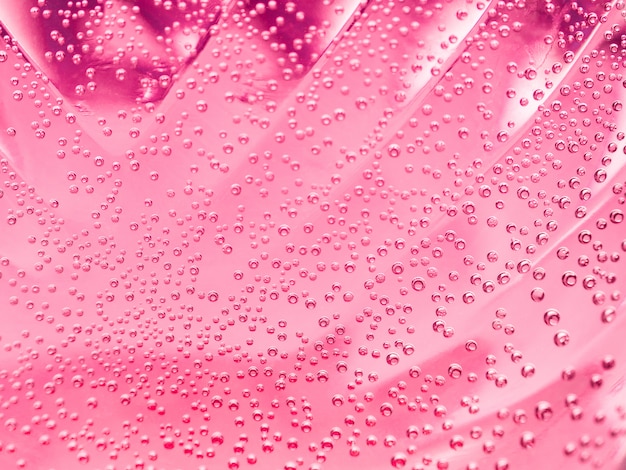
[554,330,570,347]
[543,309,561,326]
[386,353,400,365]
[448,363,463,379]
[561,271,577,287]
[411,277,425,291]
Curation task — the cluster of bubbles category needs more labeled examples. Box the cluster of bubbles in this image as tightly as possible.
[0,0,626,469]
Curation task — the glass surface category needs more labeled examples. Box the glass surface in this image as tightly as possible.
[0,0,625,469]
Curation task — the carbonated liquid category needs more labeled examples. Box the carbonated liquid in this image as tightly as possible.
[0,1,625,469]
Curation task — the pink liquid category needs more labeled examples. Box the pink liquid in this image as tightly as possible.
[0,0,625,469]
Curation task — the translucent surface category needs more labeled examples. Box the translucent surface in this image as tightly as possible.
[0,0,626,469]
